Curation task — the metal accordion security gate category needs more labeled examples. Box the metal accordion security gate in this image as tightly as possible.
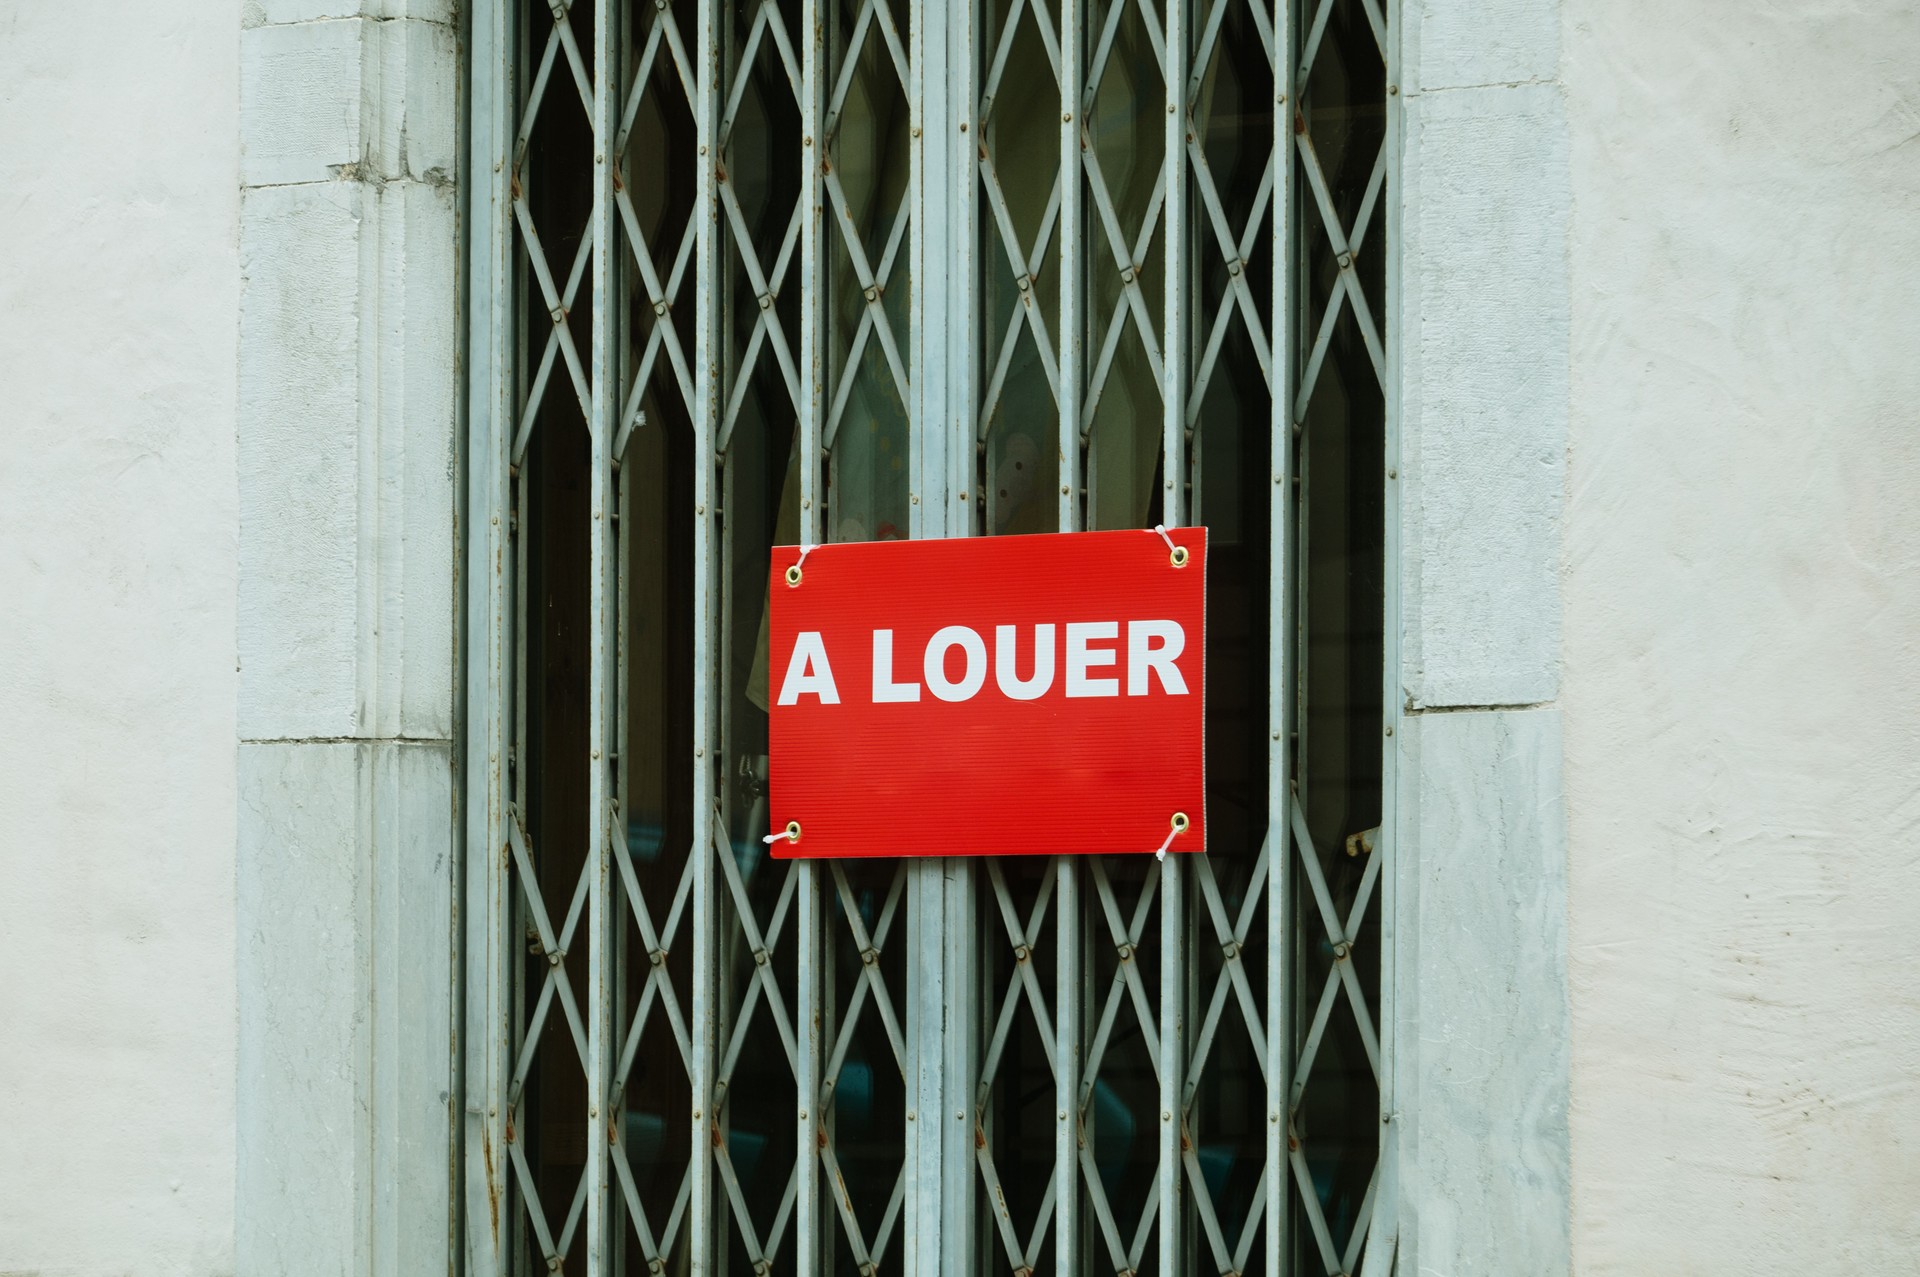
[463,0,1397,1271]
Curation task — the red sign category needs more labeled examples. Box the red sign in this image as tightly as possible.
[767,527,1206,858]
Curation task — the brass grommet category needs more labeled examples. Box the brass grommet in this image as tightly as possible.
[1170,545,1189,568]
[785,563,803,586]
[1171,811,1190,834]
[785,820,802,842]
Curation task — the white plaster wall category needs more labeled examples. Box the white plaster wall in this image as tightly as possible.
[1564,1,1920,1269]
[0,1,241,1273]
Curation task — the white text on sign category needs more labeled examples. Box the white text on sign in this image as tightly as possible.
[776,621,1190,706]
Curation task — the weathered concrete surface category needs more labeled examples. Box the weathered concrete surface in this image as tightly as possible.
[0,1,241,1272]
[1393,4,1573,1272]
[1397,709,1571,1276]
[1401,3,1568,712]
[1564,1,1920,1269]
[234,6,461,1275]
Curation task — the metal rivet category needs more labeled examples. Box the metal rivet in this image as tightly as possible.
[1385,725,1394,737]
[1170,545,1189,568]
[595,152,604,164]
[803,135,813,147]
[1334,941,1352,959]
[759,293,774,311]
[1171,811,1190,833]
[912,126,922,138]
[1388,468,1397,479]
[785,563,803,586]
[786,820,802,842]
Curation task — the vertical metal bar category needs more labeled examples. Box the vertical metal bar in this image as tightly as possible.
[1053,1,1085,1271]
[947,0,981,1259]
[796,0,828,1269]
[908,0,977,1272]
[608,14,639,1263]
[1159,0,1189,1269]
[612,429,631,1277]
[1266,0,1296,1270]
[1375,0,1404,1263]
[690,0,724,1269]
[464,1,514,1272]
[511,372,531,1277]
[1057,0,1084,537]
[587,3,619,1272]
[905,0,941,1264]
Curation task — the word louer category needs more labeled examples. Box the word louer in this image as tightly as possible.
[777,621,1191,706]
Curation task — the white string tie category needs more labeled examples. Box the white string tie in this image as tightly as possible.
[1153,524,1177,555]
[1154,825,1178,861]
[764,827,797,845]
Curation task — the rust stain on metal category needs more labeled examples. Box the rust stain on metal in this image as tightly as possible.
[482,1127,500,1240]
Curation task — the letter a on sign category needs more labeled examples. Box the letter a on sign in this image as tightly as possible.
[768,527,1206,857]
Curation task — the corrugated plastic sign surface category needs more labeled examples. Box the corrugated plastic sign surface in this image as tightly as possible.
[768,527,1207,858]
